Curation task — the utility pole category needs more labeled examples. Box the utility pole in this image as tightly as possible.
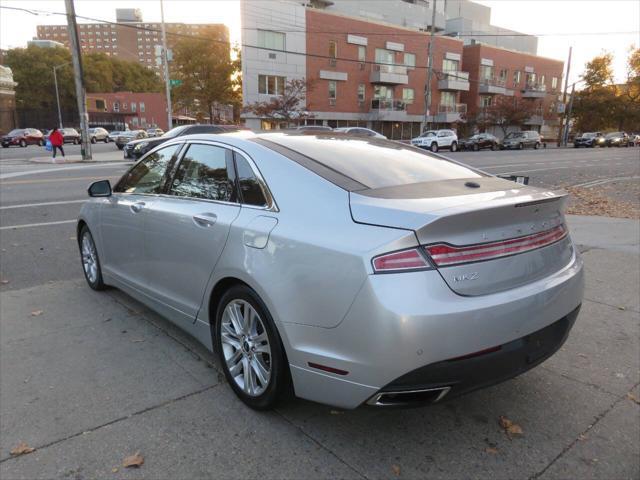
[423,0,437,131]
[160,0,173,131]
[52,65,64,129]
[64,0,91,160]
[558,46,572,147]
[563,83,576,146]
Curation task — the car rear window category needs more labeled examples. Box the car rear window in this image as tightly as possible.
[255,133,482,190]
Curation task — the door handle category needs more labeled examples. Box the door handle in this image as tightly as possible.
[192,213,217,227]
[130,201,146,213]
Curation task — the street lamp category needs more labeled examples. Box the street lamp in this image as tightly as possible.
[53,62,71,129]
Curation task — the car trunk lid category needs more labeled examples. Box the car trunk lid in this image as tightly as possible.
[350,177,573,296]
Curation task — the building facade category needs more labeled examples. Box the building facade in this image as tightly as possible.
[86,92,168,131]
[241,1,562,139]
[0,65,17,134]
[36,9,228,76]
[461,43,564,138]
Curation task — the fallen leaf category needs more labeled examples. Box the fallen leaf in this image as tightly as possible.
[10,442,35,456]
[618,306,626,311]
[1,280,9,285]
[578,434,589,441]
[578,353,588,359]
[391,464,401,476]
[485,447,498,454]
[627,393,640,405]
[112,467,119,473]
[122,451,144,468]
[499,416,523,437]
[31,310,43,317]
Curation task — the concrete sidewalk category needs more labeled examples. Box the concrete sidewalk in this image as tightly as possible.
[28,151,124,164]
[1,215,638,479]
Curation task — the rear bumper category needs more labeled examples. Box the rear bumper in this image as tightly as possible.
[284,248,584,409]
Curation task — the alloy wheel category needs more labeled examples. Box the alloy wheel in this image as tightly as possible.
[81,233,98,284]
[220,299,272,397]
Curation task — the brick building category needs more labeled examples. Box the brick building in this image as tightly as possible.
[461,43,564,138]
[36,9,228,77]
[241,1,564,139]
[86,92,168,131]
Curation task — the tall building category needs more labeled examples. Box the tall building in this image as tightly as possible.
[241,1,563,138]
[35,9,228,75]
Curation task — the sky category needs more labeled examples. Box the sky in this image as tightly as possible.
[0,0,638,86]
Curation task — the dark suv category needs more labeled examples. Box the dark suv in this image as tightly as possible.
[123,124,243,159]
[604,132,629,147]
[574,132,605,148]
[501,130,542,150]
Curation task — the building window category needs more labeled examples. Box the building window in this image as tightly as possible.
[140,102,145,112]
[358,45,366,62]
[442,58,459,72]
[441,91,456,107]
[373,85,393,100]
[122,102,128,110]
[131,102,137,113]
[113,101,120,112]
[513,70,521,86]
[479,65,494,82]
[132,117,139,126]
[552,76,558,90]
[480,95,492,107]
[257,30,285,50]
[357,83,365,102]
[329,40,337,58]
[258,74,286,95]
[540,74,546,86]
[404,53,416,69]
[499,68,508,82]
[402,88,415,104]
[375,48,394,65]
[328,80,337,100]
[525,72,536,87]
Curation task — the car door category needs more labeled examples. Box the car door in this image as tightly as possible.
[100,143,182,291]
[144,142,242,321]
[437,131,450,147]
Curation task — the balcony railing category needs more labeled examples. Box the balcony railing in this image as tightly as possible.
[438,103,467,114]
[373,64,408,75]
[441,70,470,81]
[371,99,406,111]
[525,83,547,92]
[480,77,506,87]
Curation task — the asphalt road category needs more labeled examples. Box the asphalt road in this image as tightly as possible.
[0,145,638,479]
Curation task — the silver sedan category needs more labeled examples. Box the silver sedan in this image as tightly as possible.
[78,132,584,410]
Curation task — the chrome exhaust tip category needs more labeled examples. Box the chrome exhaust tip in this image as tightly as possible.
[366,386,451,407]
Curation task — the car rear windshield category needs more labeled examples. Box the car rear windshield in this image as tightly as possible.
[255,133,482,190]
[8,129,24,135]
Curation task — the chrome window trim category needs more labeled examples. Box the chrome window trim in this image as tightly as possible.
[112,138,279,212]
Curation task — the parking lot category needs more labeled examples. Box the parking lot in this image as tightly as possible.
[1,145,638,479]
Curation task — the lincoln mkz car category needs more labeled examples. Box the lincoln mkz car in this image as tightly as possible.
[78,132,584,410]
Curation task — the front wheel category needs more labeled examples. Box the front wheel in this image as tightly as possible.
[518,142,524,150]
[450,142,458,152]
[19,139,27,147]
[38,139,44,147]
[215,285,289,410]
[117,145,124,150]
[491,143,497,151]
[473,143,480,152]
[430,142,439,153]
[78,225,106,291]
[534,142,540,150]
[74,138,79,145]
[103,137,109,143]
[91,137,97,144]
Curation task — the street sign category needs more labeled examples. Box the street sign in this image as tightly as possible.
[170,79,183,87]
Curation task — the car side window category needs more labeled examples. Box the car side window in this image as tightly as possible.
[234,153,268,207]
[115,144,181,194]
[170,143,237,202]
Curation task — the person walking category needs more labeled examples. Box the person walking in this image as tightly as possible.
[49,128,65,163]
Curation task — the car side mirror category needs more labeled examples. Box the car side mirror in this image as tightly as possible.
[88,179,112,197]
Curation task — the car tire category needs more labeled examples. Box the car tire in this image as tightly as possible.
[91,137,96,144]
[104,137,109,143]
[534,142,540,150]
[450,142,458,152]
[518,142,524,150]
[19,139,26,147]
[491,143,497,151]
[78,225,106,291]
[430,142,439,153]
[38,139,44,146]
[215,285,290,410]
[117,145,124,150]
[1,145,7,148]
[473,143,479,152]
[74,138,79,145]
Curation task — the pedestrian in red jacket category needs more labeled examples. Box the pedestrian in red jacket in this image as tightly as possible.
[49,128,65,162]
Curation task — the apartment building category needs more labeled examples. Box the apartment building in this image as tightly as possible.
[461,43,564,138]
[242,2,471,139]
[86,92,168,131]
[36,9,228,75]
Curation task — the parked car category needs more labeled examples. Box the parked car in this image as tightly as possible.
[88,127,110,143]
[45,128,81,145]
[333,127,387,139]
[629,133,640,146]
[78,132,584,410]
[573,132,605,148]
[108,130,126,142]
[115,130,148,150]
[460,133,499,151]
[295,125,333,132]
[123,124,242,159]
[501,131,542,150]
[411,129,458,152]
[146,128,165,138]
[1,128,44,148]
[604,132,629,147]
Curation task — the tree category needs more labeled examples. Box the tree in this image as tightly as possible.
[84,53,162,93]
[171,27,241,123]
[243,78,314,125]
[485,96,538,136]
[582,53,615,89]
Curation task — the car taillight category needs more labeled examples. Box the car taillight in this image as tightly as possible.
[372,248,432,273]
[425,224,567,267]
